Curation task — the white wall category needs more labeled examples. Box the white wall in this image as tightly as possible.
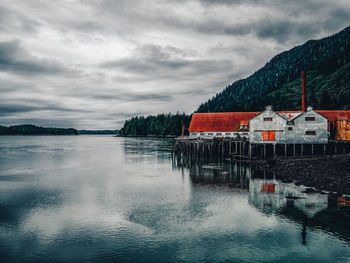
[190,131,248,138]
[286,110,328,144]
[249,108,286,143]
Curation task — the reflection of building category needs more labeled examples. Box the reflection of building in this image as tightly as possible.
[249,178,328,217]
[173,155,350,243]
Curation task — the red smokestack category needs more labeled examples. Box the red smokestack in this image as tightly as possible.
[301,71,306,111]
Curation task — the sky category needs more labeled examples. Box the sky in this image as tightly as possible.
[0,0,349,129]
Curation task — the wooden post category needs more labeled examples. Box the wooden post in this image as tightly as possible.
[301,144,303,156]
[312,144,314,155]
[293,144,296,157]
[249,143,252,159]
[324,144,326,156]
[264,144,266,159]
[335,142,337,154]
[273,143,276,158]
[285,144,287,157]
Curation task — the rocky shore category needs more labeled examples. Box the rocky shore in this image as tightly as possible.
[256,154,350,195]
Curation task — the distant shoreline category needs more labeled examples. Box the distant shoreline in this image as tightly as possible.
[117,135,177,138]
[0,124,119,136]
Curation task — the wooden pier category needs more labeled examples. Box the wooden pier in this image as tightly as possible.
[173,138,350,160]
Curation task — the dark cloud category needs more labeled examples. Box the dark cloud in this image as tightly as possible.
[0,102,91,117]
[0,40,74,76]
[0,5,39,34]
[101,44,234,79]
[94,92,173,102]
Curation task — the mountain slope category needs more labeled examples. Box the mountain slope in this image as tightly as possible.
[197,26,350,112]
[267,62,350,110]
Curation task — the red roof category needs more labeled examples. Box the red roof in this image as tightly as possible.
[315,110,350,122]
[189,112,258,132]
[240,120,248,126]
[189,110,350,132]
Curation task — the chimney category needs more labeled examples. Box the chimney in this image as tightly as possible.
[301,71,306,112]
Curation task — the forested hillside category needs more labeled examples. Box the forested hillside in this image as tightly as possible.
[119,113,191,137]
[197,26,350,112]
[266,62,350,110]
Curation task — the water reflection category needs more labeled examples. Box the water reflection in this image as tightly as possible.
[0,136,349,262]
[174,152,350,245]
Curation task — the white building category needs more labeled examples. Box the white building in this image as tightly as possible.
[249,106,328,144]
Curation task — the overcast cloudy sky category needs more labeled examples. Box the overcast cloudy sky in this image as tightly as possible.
[0,0,349,129]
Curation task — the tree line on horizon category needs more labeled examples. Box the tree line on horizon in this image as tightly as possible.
[0,124,78,135]
[119,113,191,137]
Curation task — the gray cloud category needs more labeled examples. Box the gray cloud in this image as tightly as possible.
[0,40,73,76]
[0,0,349,129]
[94,92,173,102]
[101,44,234,79]
[0,5,39,35]
[0,99,92,116]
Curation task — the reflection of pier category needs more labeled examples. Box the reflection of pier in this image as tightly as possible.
[189,161,250,188]
[173,152,251,188]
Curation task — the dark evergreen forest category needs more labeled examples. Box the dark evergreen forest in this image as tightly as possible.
[119,113,191,136]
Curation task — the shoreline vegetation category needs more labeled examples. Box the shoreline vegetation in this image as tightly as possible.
[119,113,191,137]
[78,130,118,135]
[0,124,119,136]
[0,124,78,135]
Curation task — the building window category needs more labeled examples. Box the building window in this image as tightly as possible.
[217,132,222,135]
[208,133,213,136]
[306,131,316,136]
[225,133,231,135]
[192,132,196,136]
[288,127,293,131]
[305,117,315,121]
[264,117,273,121]
[200,132,205,135]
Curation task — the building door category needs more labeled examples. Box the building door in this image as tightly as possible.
[268,131,275,141]
[262,131,275,141]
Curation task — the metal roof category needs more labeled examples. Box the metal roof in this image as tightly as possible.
[188,110,350,132]
[189,112,258,132]
[316,110,350,122]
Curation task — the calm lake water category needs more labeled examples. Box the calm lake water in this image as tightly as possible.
[0,136,350,263]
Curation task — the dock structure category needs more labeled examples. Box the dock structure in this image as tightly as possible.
[173,138,350,160]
